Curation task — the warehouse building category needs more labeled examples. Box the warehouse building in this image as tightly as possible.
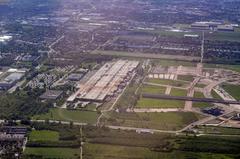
[40,90,64,100]
[0,72,25,90]
[217,25,234,32]
[67,60,139,103]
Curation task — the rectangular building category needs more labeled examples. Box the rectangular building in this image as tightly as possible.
[67,60,139,102]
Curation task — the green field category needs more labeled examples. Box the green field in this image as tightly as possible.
[136,98,185,108]
[222,84,240,100]
[194,91,205,98]
[147,78,189,87]
[192,102,213,108]
[211,90,222,99]
[105,112,202,130]
[197,126,240,135]
[33,108,99,124]
[141,84,166,94]
[152,59,196,67]
[84,143,233,159]
[170,88,187,96]
[204,63,240,73]
[83,143,238,159]
[83,143,161,159]
[195,83,206,88]
[177,75,194,82]
[29,130,59,142]
[92,50,200,61]
[24,147,79,159]
[205,31,240,42]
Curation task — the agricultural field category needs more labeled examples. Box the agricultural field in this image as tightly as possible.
[103,112,202,130]
[222,84,240,100]
[33,108,99,124]
[205,31,240,42]
[196,126,240,135]
[83,143,162,159]
[83,142,239,159]
[24,147,80,159]
[29,130,59,142]
[136,98,185,108]
[170,88,187,96]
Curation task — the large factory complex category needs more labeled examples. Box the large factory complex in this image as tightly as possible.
[67,60,139,104]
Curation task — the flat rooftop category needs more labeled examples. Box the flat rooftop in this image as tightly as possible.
[67,60,139,102]
[40,90,63,100]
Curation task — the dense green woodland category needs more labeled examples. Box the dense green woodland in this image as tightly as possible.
[0,88,52,120]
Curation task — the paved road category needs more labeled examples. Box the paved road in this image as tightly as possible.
[165,86,172,95]
[184,77,200,111]
[128,108,182,113]
[144,82,188,90]
[203,79,225,98]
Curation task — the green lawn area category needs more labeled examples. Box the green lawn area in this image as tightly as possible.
[136,98,184,108]
[205,31,240,42]
[197,126,240,135]
[147,78,189,87]
[141,84,166,94]
[29,130,59,142]
[24,147,79,159]
[83,142,237,159]
[177,75,194,82]
[33,108,99,124]
[152,59,196,67]
[195,83,206,88]
[80,103,97,111]
[83,143,161,159]
[222,84,240,100]
[170,88,187,96]
[204,63,240,73]
[105,112,202,130]
[211,90,222,99]
[194,91,205,98]
[192,102,213,108]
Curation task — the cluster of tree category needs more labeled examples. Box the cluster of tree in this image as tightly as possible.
[31,122,80,141]
[26,140,80,148]
[0,140,23,159]
[0,57,14,66]
[0,88,53,120]
[178,136,240,154]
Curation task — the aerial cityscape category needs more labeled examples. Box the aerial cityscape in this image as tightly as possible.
[1,0,240,158]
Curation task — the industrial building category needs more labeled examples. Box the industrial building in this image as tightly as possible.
[40,90,64,100]
[0,69,25,90]
[191,21,222,30]
[67,60,139,103]
[217,25,234,32]
[67,73,84,81]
